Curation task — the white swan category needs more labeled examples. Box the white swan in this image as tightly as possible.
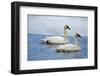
[56,33,81,52]
[41,24,71,44]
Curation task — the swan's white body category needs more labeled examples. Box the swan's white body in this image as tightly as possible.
[56,35,81,52]
[41,25,70,44]
[41,36,69,44]
[56,44,81,52]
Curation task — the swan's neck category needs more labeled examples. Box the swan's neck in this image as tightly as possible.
[74,37,80,47]
[64,28,67,42]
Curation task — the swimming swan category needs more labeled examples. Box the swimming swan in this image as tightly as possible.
[56,33,81,52]
[41,24,71,44]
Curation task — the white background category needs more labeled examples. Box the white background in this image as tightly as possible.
[0,0,99,76]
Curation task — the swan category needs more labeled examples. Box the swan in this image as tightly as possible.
[56,33,81,52]
[41,24,71,44]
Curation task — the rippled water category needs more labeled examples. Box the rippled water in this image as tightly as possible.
[28,34,88,61]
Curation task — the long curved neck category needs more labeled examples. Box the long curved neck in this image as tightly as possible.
[73,37,79,47]
[64,28,67,42]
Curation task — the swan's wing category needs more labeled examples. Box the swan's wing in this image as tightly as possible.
[52,36,69,43]
[56,44,80,51]
[65,44,80,51]
[49,36,64,43]
[40,36,69,44]
[42,36,64,43]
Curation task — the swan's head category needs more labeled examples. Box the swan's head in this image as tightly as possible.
[75,33,81,38]
[64,24,71,30]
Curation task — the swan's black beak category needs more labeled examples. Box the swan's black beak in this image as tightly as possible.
[65,25,71,30]
[67,26,71,30]
[75,33,81,38]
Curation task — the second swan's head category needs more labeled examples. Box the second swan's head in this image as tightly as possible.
[64,24,71,30]
[75,33,81,38]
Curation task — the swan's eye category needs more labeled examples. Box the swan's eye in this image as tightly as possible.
[66,26,71,30]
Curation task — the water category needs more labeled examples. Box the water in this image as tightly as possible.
[28,34,88,61]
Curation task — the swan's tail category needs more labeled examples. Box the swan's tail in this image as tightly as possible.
[40,39,47,43]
